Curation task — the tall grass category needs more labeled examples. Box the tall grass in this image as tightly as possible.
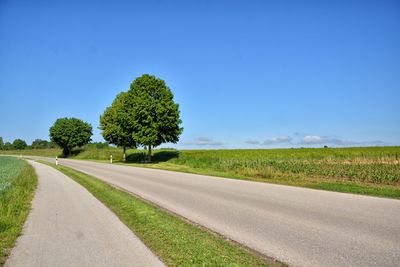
[0,149,61,157]
[0,157,37,265]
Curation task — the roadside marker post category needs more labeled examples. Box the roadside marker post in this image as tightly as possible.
[110,155,113,164]
[56,156,58,166]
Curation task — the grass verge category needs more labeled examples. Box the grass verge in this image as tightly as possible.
[41,161,278,267]
[0,158,37,265]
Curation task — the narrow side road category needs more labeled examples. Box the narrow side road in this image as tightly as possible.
[6,160,164,267]
[29,157,400,267]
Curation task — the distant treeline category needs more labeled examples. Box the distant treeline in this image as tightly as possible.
[0,137,57,150]
[0,136,109,150]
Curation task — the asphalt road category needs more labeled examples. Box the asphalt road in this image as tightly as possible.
[30,157,400,267]
[6,160,164,267]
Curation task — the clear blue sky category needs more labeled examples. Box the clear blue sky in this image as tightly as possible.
[1,0,399,149]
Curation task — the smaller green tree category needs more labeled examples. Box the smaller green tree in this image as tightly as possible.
[49,118,93,156]
[3,142,13,150]
[100,92,136,160]
[0,136,3,150]
[12,139,27,150]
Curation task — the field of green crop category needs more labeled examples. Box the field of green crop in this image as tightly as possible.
[169,147,400,185]
[0,157,37,264]
[0,158,26,194]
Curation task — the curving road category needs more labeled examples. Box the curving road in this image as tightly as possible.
[6,160,164,267]
[30,156,400,267]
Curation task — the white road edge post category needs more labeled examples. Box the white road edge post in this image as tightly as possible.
[55,156,58,166]
[110,154,113,164]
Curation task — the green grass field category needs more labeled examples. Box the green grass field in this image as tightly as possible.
[0,149,61,158]
[2,146,399,198]
[43,161,275,267]
[0,157,37,265]
[156,147,400,184]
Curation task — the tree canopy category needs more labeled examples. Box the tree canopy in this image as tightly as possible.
[12,139,27,150]
[99,92,136,156]
[3,142,13,150]
[0,136,3,149]
[49,117,92,155]
[99,74,183,161]
[129,74,183,160]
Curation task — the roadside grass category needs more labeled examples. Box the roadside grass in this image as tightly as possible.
[0,147,132,162]
[308,182,400,198]
[0,148,61,157]
[71,147,137,161]
[42,161,276,267]
[0,157,37,265]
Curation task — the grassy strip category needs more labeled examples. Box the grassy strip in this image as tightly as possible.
[0,149,61,157]
[308,182,400,198]
[42,161,276,267]
[0,159,37,265]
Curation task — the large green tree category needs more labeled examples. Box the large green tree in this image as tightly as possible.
[0,136,3,150]
[12,139,27,150]
[129,74,183,161]
[49,117,92,156]
[99,92,136,159]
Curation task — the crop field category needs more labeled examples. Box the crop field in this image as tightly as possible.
[0,157,26,194]
[0,157,37,264]
[169,147,400,185]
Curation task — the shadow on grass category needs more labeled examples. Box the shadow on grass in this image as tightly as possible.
[126,150,179,163]
[58,148,83,158]
[70,149,84,157]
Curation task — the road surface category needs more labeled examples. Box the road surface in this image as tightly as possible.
[6,160,164,267]
[30,157,400,267]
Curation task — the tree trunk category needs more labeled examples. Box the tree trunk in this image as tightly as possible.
[123,146,126,162]
[63,147,70,157]
[147,145,152,162]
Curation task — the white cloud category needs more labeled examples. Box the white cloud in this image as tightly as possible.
[196,137,212,142]
[245,139,260,145]
[182,137,226,146]
[302,135,324,144]
[302,135,349,145]
[263,136,292,145]
[301,135,388,146]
